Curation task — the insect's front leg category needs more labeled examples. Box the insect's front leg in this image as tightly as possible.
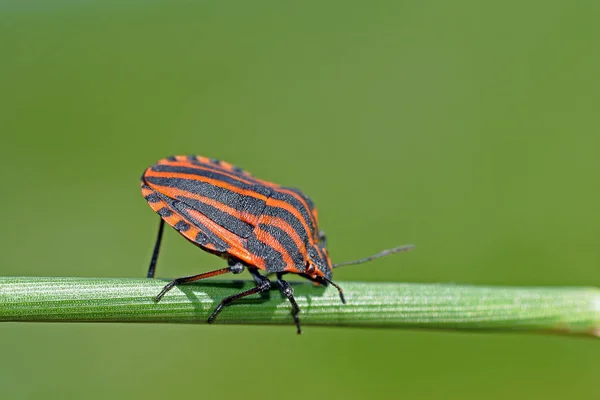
[276,273,302,334]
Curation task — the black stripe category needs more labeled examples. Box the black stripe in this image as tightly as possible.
[271,190,317,239]
[188,158,245,176]
[184,216,229,252]
[283,186,316,211]
[144,176,267,216]
[310,244,332,280]
[157,207,172,217]
[150,164,256,190]
[251,184,272,197]
[209,158,222,166]
[258,223,304,268]
[174,220,191,232]
[151,190,230,252]
[195,231,217,249]
[158,196,230,252]
[171,159,261,186]
[144,192,161,203]
[262,205,310,246]
[246,232,287,272]
[174,195,254,238]
[166,156,177,162]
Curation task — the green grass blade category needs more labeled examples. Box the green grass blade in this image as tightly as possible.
[1,277,599,337]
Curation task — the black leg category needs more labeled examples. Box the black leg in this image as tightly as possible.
[318,230,327,247]
[207,268,271,324]
[277,273,301,334]
[155,261,245,302]
[147,218,165,278]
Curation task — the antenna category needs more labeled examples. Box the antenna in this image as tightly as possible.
[322,276,346,304]
[332,244,415,268]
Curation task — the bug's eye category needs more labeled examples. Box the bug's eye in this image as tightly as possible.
[306,262,316,275]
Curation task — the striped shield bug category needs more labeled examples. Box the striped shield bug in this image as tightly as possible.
[141,155,414,333]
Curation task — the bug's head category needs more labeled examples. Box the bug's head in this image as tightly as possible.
[305,241,347,304]
[305,242,333,281]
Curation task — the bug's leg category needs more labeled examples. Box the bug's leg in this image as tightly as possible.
[318,230,327,247]
[276,273,302,334]
[147,218,165,278]
[207,267,271,324]
[155,261,245,302]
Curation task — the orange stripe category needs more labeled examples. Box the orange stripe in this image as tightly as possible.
[254,226,297,272]
[266,197,314,244]
[260,216,306,258]
[249,177,280,188]
[311,207,319,225]
[147,161,318,240]
[183,207,259,268]
[216,160,235,172]
[145,168,316,245]
[260,215,307,255]
[142,185,258,268]
[277,188,319,240]
[145,184,261,226]
[313,243,332,271]
[144,169,269,201]
[158,159,260,187]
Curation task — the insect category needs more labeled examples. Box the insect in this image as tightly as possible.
[141,155,414,333]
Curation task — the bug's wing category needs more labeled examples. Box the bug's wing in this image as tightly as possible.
[141,156,276,263]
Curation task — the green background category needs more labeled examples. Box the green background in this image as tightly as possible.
[1,1,599,398]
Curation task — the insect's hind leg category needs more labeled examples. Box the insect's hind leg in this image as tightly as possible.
[154,260,245,302]
[276,273,302,334]
[147,218,165,278]
[207,267,271,324]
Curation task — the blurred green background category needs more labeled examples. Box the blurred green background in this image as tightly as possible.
[1,0,599,398]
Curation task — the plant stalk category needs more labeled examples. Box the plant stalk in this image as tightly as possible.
[1,277,599,337]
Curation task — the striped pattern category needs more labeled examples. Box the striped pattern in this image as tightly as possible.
[141,155,333,280]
